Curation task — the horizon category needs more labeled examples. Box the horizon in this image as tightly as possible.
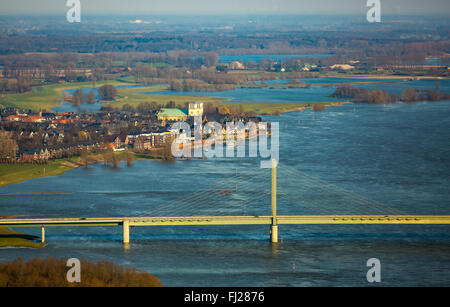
[1,12,450,16]
[0,0,449,16]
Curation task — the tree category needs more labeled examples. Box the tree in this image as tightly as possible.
[161,136,175,160]
[165,101,176,108]
[126,150,134,167]
[401,87,421,102]
[218,106,231,115]
[122,104,135,112]
[136,102,157,114]
[204,103,217,115]
[80,150,92,168]
[204,52,219,67]
[103,150,120,168]
[98,85,117,100]
[85,91,96,104]
[72,89,84,107]
[16,77,31,93]
[0,80,9,94]
[169,80,183,91]
[0,131,18,159]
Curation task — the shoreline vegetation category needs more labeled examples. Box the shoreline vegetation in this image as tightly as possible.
[0,257,163,287]
[331,85,450,104]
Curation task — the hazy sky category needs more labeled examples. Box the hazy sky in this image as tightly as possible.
[0,0,449,15]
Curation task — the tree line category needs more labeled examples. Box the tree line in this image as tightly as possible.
[331,85,450,104]
[0,257,163,287]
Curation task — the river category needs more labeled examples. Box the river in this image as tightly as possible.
[143,77,449,104]
[1,99,450,286]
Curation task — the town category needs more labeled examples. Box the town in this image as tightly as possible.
[0,101,263,163]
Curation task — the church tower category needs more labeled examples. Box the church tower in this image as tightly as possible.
[188,102,204,117]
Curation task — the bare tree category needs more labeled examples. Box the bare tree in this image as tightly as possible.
[0,132,18,159]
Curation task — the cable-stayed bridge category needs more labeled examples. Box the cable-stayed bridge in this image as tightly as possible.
[2,161,450,246]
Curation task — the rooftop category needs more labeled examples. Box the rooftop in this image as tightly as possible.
[157,108,188,117]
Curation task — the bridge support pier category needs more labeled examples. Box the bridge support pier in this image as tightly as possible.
[123,220,130,244]
[271,225,278,243]
[41,226,45,243]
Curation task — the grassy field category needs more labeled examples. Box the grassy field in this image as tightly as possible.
[233,101,347,114]
[0,79,230,113]
[110,84,227,108]
[0,215,43,248]
[0,78,348,115]
[111,83,341,115]
[0,158,82,187]
[0,79,130,112]
[0,227,43,248]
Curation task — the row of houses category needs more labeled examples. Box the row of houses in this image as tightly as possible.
[127,132,172,151]
[5,113,46,123]
[18,142,106,161]
[105,131,173,151]
[3,111,87,125]
[19,148,50,161]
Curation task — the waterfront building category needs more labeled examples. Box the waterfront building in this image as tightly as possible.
[157,102,204,121]
[157,108,189,121]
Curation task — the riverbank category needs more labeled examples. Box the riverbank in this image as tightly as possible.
[0,216,43,248]
[0,160,78,187]
[265,100,353,114]
[0,227,43,248]
[0,151,168,188]
[0,153,111,187]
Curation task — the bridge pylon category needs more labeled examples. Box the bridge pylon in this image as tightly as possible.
[271,159,278,243]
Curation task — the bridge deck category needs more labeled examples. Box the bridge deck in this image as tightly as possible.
[2,215,450,227]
